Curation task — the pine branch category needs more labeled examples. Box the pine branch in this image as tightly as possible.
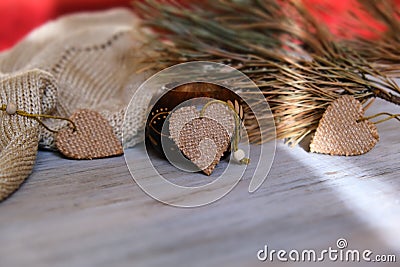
[133,0,400,145]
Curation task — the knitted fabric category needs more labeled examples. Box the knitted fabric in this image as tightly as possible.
[0,8,156,201]
[0,70,53,200]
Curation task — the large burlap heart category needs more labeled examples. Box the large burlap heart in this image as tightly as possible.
[310,95,379,156]
[56,109,123,160]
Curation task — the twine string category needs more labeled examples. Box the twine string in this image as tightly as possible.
[358,112,400,124]
[1,104,77,133]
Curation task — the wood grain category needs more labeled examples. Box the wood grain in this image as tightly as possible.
[0,99,399,267]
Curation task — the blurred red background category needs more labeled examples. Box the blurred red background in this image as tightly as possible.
[0,0,131,51]
[0,0,398,51]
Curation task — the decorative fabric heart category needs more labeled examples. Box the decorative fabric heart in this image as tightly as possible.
[310,95,379,156]
[56,109,123,160]
[177,117,231,175]
[169,103,235,175]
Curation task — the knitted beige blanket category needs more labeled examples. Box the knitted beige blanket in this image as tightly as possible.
[0,8,155,201]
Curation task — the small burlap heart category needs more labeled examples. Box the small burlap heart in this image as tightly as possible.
[56,109,123,159]
[177,117,231,175]
[169,103,235,175]
[310,95,379,156]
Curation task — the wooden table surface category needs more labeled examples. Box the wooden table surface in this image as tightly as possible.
[0,99,399,267]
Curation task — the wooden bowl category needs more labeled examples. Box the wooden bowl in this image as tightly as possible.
[145,82,243,156]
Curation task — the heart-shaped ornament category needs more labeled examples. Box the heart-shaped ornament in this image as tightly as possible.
[56,109,123,159]
[169,103,235,175]
[310,95,379,156]
[177,117,230,175]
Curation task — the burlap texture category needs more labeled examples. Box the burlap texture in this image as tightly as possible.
[0,9,157,201]
[177,117,230,176]
[168,103,235,175]
[56,109,123,159]
[310,95,379,156]
[203,102,236,137]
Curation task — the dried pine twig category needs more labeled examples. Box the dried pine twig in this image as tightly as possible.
[133,0,400,146]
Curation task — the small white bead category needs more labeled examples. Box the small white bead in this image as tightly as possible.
[233,149,245,161]
[6,102,17,115]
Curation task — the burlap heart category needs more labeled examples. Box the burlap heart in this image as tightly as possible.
[310,95,379,156]
[56,109,123,159]
[177,117,230,175]
[169,103,235,175]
